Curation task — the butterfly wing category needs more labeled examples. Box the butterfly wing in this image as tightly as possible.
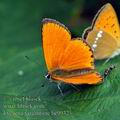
[93,3,120,41]
[42,18,102,84]
[59,39,94,70]
[42,18,71,71]
[51,39,102,84]
[42,18,94,71]
[52,72,103,84]
[85,29,118,59]
[83,3,120,59]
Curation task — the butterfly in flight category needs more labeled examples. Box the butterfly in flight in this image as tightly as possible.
[82,3,120,63]
[42,18,103,93]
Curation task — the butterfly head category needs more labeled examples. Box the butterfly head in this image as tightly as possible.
[45,73,51,80]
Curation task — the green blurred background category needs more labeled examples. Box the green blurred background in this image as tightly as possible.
[1,0,120,120]
[1,0,120,65]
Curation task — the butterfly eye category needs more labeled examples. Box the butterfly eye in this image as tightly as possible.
[45,73,51,80]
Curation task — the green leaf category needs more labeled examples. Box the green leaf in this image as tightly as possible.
[0,0,80,66]
[1,0,120,119]
[0,47,120,120]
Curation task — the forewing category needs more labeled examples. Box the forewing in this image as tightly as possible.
[93,3,120,44]
[42,18,71,70]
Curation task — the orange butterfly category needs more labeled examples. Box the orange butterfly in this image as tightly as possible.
[82,3,120,62]
[42,18,103,91]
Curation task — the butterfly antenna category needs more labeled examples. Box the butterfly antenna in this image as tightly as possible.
[70,84,80,92]
[103,52,118,65]
[25,55,47,87]
[25,55,41,66]
[103,65,115,78]
[103,57,112,65]
[57,83,63,96]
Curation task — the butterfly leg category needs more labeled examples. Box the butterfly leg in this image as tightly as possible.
[70,84,80,92]
[57,82,63,96]
[103,57,112,65]
[103,51,120,65]
[103,65,115,78]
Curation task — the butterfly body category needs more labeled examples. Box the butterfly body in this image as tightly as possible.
[49,68,93,78]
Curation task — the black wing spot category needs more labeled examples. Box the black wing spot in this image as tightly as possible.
[91,61,94,66]
[111,24,115,28]
[104,25,106,28]
[112,16,115,19]
[91,55,94,58]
